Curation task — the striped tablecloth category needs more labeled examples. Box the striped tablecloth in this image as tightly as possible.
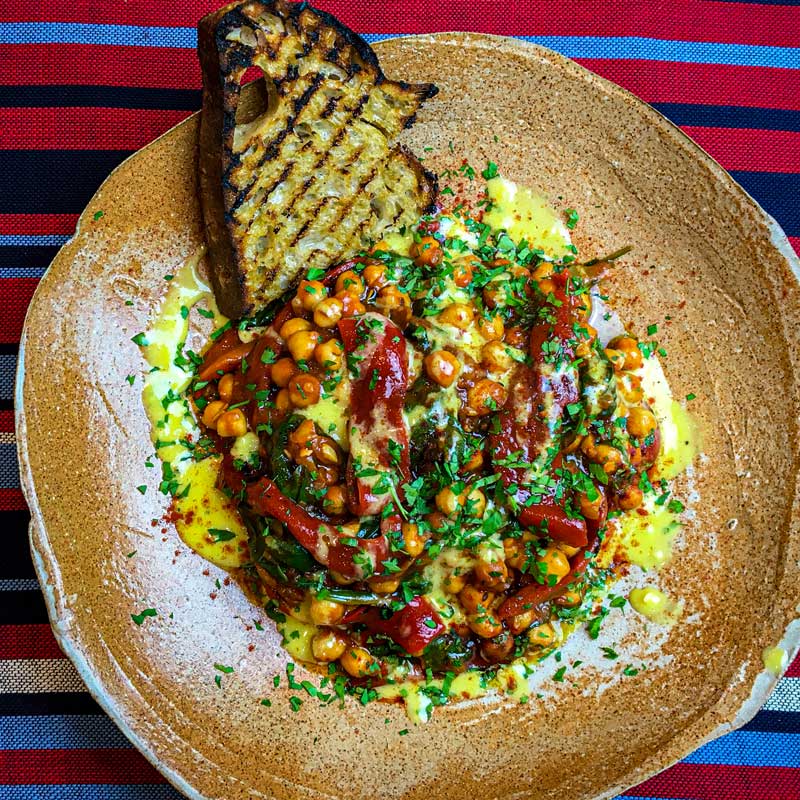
[2,1,799,798]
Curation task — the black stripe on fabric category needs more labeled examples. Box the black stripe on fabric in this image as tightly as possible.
[652,103,800,132]
[2,512,35,580]
[0,85,201,111]
[0,151,133,215]
[0,691,101,716]
[0,343,20,357]
[731,171,800,237]
[0,246,60,270]
[0,590,48,624]
[741,709,800,733]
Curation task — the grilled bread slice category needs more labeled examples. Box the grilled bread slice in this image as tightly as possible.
[198,0,438,318]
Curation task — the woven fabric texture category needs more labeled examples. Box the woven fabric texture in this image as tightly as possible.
[1,1,799,798]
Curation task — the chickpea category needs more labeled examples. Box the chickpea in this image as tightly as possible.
[201,399,227,429]
[323,484,347,515]
[435,486,485,517]
[362,263,388,290]
[375,285,412,327]
[557,543,581,558]
[464,487,486,517]
[435,486,461,516]
[481,632,514,662]
[216,408,248,438]
[528,622,556,649]
[466,379,507,416]
[275,388,291,414]
[474,558,509,591]
[444,571,467,595]
[581,434,624,475]
[537,546,571,582]
[462,449,484,473]
[481,340,514,372]
[311,630,348,663]
[467,611,503,639]
[217,373,235,403]
[271,357,298,387]
[477,314,504,341]
[532,262,555,295]
[609,336,643,371]
[313,297,344,328]
[402,523,429,557]
[459,585,495,614]
[424,350,460,387]
[369,575,401,594]
[309,597,345,625]
[619,375,645,404]
[605,348,626,373]
[575,322,597,359]
[508,610,535,635]
[503,326,528,349]
[437,302,474,330]
[503,537,528,570]
[312,436,340,466]
[452,260,474,288]
[554,589,583,608]
[411,235,443,267]
[483,282,507,309]
[296,279,327,311]
[336,290,366,318]
[340,646,377,678]
[290,418,316,447]
[335,270,364,296]
[617,484,644,510]
[289,374,321,408]
[279,317,312,340]
[314,338,343,370]
[627,407,658,438]
[577,489,604,521]
[287,330,321,362]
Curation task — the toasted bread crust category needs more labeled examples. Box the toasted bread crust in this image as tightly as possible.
[198,0,438,318]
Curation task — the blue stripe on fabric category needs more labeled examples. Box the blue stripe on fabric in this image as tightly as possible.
[0,235,69,247]
[0,353,16,401]
[651,103,800,132]
[0,715,131,750]
[0,267,46,278]
[0,788,185,800]
[1,25,799,68]
[682,730,800,767]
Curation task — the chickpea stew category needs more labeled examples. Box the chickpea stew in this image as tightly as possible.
[145,173,690,714]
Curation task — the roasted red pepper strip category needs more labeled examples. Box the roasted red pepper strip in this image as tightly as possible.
[490,270,587,547]
[245,477,389,580]
[359,596,444,657]
[338,313,410,516]
[498,533,599,621]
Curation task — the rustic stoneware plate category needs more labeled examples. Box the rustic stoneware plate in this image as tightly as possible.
[16,33,800,800]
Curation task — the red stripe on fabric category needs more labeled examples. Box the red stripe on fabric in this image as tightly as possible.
[634,763,800,799]
[789,238,800,258]
[0,214,78,236]
[0,749,165,784]
[0,489,27,512]
[0,45,201,89]
[679,127,800,173]
[0,278,39,344]
[0,625,64,659]
[0,107,192,150]
[0,410,13,432]
[787,654,800,678]
[579,60,800,112]
[1,0,799,47]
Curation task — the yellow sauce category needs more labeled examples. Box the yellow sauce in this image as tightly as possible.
[762,646,788,676]
[484,176,572,260]
[140,253,249,568]
[629,586,682,625]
